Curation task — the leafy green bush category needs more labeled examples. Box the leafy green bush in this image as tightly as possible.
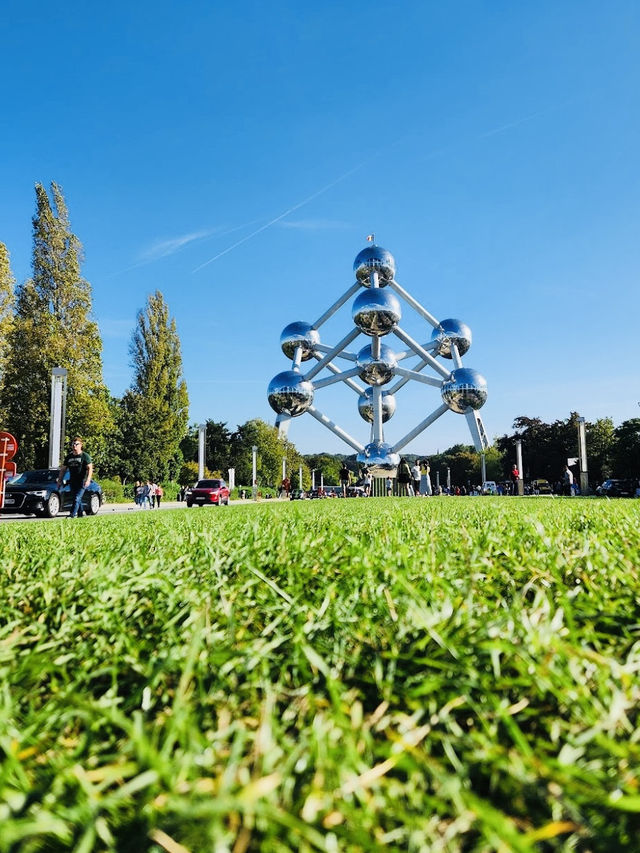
[97,477,125,503]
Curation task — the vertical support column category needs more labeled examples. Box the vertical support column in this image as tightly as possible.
[49,368,68,468]
[198,424,206,481]
[228,468,235,491]
[252,446,258,500]
[480,453,487,486]
[446,467,451,491]
[515,439,524,495]
[577,417,589,495]
[299,465,303,490]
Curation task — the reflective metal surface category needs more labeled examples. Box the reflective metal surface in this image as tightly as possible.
[356,343,398,386]
[352,289,401,337]
[357,388,396,423]
[353,245,396,287]
[356,440,400,474]
[267,370,314,416]
[441,368,487,413]
[431,318,472,358]
[280,321,320,361]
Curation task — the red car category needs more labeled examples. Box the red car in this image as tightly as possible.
[185,479,230,507]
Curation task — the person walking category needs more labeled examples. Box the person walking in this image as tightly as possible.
[57,437,93,518]
[511,464,519,496]
[339,464,351,497]
[397,457,414,496]
[422,459,433,496]
[156,483,163,508]
[411,461,421,496]
[562,465,574,497]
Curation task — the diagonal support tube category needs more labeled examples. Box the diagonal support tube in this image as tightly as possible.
[393,327,452,379]
[392,403,449,453]
[307,406,365,452]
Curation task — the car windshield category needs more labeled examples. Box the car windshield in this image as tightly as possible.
[196,480,224,488]
[10,469,59,485]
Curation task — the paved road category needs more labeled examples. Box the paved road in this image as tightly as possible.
[0,499,266,523]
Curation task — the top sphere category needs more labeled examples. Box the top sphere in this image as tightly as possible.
[280,321,320,361]
[353,246,396,287]
[431,319,472,358]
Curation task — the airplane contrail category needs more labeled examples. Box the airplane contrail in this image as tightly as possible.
[191,158,378,273]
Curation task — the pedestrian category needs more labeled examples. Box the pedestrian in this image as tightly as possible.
[411,460,421,496]
[385,476,393,496]
[57,437,93,518]
[422,459,432,496]
[562,465,574,497]
[156,483,163,507]
[339,464,351,497]
[362,471,372,496]
[141,481,151,509]
[397,457,414,496]
[511,464,519,495]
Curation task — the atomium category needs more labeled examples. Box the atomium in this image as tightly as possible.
[352,288,401,336]
[353,245,395,286]
[280,321,320,361]
[358,387,396,423]
[267,370,314,417]
[432,319,472,358]
[441,368,488,414]
[268,242,489,474]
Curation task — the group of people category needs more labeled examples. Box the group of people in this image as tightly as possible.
[133,480,164,509]
[337,459,433,497]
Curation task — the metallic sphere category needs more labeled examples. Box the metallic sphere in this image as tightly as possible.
[280,321,320,361]
[356,441,400,475]
[357,388,397,423]
[268,370,314,417]
[352,288,401,337]
[441,368,487,414]
[431,318,472,358]
[356,343,398,386]
[353,245,396,287]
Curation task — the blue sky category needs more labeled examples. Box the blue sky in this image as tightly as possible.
[2,0,639,455]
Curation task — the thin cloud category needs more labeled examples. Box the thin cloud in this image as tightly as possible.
[138,229,216,262]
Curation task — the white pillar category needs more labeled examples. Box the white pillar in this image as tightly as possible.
[198,424,206,480]
[515,439,524,495]
[252,446,258,500]
[282,457,286,481]
[228,468,235,491]
[49,368,68,468]
[299,465,303,490]
[577,417,589,495]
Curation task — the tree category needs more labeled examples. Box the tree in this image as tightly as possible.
[119,291,189,481]
[0,243,14,386]
[0,183,112,470]
[610,419,640,479]
[180,420,233,475]
[229,419,305,487]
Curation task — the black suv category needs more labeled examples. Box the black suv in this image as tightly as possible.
[2,468,103,517]
[595,479,638,498]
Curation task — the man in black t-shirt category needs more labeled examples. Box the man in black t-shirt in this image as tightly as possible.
[57,437,93,518]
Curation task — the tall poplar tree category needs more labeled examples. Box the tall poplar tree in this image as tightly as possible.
[0,242,15,386]
[0,183,112,470]
[119,291,189,480]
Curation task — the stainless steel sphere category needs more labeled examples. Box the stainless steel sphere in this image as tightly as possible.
[353,245,395,287]
[441,368,487,414]
[431,318,472,358]
[356,343,398,386]
[356,441,400,475]
[280,321,320,361]
[357,388,397,423]
[267,370,314,417]
[352,288,401,337]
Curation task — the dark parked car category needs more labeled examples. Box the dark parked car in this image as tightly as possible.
[1,468,103,517]
[185,479,230,507]
[595,479,638,498]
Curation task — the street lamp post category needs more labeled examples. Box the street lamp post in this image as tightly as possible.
[515,439,524,495]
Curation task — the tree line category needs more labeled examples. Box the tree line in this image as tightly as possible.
[2,183,638,491]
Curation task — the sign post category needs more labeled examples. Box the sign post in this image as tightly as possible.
[0,432,18,510]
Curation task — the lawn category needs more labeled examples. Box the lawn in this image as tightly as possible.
[1,497,639,852]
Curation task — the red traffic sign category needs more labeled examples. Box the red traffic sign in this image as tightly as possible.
[0,432,18,461]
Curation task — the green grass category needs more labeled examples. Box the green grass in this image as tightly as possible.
[1,498,639,852]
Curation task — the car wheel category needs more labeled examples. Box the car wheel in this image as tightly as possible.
[86,493,101,515]
[186,501,194,507]
[45,493,60,518]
